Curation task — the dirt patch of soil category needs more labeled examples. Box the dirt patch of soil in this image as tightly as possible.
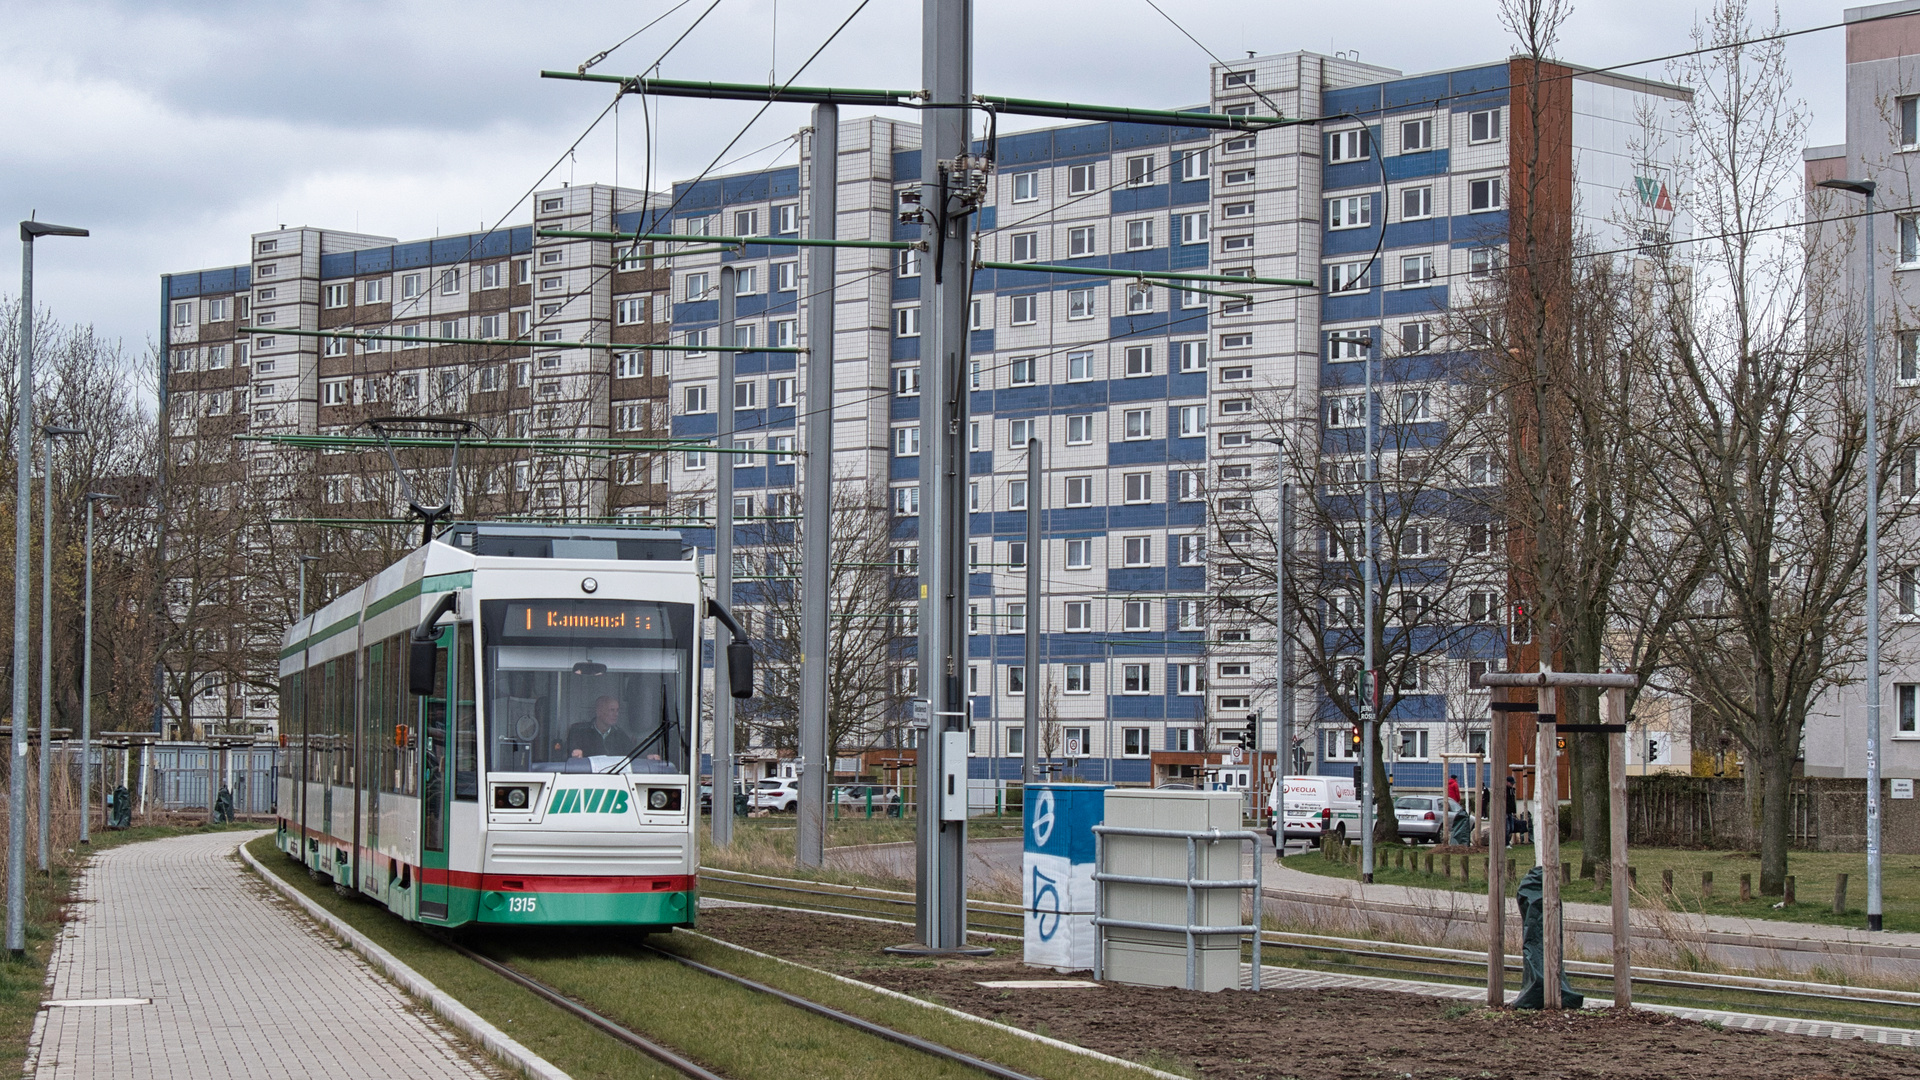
[693,907,1919,1080]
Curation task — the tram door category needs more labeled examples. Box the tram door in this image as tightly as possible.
[418,627,451,920]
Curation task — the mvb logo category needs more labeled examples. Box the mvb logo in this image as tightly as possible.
[549,788,630,814]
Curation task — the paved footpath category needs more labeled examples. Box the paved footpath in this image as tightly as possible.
[26,830,502,1080]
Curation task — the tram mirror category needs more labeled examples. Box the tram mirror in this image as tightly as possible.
[727,640,755,700]
[572,661,609,677]
[409,639,438,695]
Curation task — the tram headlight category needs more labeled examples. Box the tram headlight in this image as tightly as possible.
[494,785,532,810]
[646,788,682,812]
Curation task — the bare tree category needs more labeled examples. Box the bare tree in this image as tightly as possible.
[735,479,915,761]
[1645,0,1920,894]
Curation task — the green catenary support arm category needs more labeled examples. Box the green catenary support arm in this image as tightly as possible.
[974,260,1315,288]
[539,228,916,252]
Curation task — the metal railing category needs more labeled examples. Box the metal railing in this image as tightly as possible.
[1091,825,1264,991]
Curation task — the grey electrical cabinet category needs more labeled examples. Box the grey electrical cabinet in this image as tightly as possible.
[1098,789,1246,991]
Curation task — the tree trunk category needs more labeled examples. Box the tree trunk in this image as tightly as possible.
[1575,726,1610,876]
[1757,738,1791,895]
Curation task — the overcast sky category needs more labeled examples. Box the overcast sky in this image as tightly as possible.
[0,0,1852,359]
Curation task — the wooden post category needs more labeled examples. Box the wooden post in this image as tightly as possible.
[1487,702,1508,1008]
[1740,873,1751,901]
[1606,686,1630,1009]
[1662,868,1673,897]
[1538,682,1562,1010]
[1784,875,1796,904]
[1444,852,1453,878]
[1833,873,1849,915]
[1701,871,1713,899]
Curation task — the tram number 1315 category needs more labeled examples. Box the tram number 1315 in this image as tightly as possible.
[507,896,538,914]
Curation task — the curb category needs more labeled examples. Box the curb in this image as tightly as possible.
[239,839,571,1080]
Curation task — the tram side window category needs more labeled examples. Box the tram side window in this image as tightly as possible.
[365,641,388,795]
[282,672,302,783]
[454,623,478,801]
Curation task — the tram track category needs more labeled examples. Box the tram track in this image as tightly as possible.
[699,866,1920,1031]
[438,929,1044,1080]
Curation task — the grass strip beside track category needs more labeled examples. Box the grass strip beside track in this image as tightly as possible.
[0,823,261,1073]
[243,835,684,1080]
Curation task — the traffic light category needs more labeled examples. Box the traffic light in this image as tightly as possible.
[1350,724,1363,753]
[1244,718,1257,745]
[1555,734,1567,752]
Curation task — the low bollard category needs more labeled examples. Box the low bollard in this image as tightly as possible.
[1662,868,1674,897]
[1443,853,1453,878]
[1740,873,1751,902]
[1833,873,1849,915]
[1785,875,1796,904]
[1560,862,1571,886]
[1701,871,1713,899]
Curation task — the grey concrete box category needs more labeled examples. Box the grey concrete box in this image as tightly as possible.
[1100,789,1244,991]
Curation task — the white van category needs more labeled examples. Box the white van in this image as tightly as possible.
[1267,775,1362,847]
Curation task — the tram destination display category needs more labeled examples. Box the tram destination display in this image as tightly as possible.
[498,599,682,642]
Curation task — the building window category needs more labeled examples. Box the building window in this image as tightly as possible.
[1180,212,1210,246]
[1176,664,1205,695]
[1126,219,1154,250]
[1067,350,1094,381]
[1010,356,1036,385]
[1902,216,1920,268]
[1068,226,1096,258]
[894,426,920,457]
[1221,168,1255,185]
[1065,664,1090,694]
[1123,408,1152,439]
[1901,684,1918,734]
[1328,261,1370,293]
[1402,321,1432,354]
[1402,185,1433,220]
[1122,664,1151,693]
[323,283,349,308]
[1178,405,1206,437]
[1398,729,1431,760]
[437,268,460,295]
[1470,178,1503,212]
[1123,536,1152,568]
[1123,472,1152,503]
[1177,597,1204,627]
[1010,231,1040,262]
[321,379,350,406]
[1329,332,1370,361]
[1065,539,1093,570]
[1177,471,1203,501]
[1067,287,1096,320]
[1469,108,1502,143]
[1126,154,1155,187]
[898,248,921,278]
[1126,284,1153,314]
[1007,665,1026,696]
[1401,117,1433,153]
[1328,128,1371,163]
[1010,294,1038,325]
[1069,163,1097,194]
[1327,394,1366,429]
[1328,195,1371,229]
[1178,340,1208,372]
[893,365,921,397]
[1008,479,1028,510]
[894,486,920,516]
[1005,727,1025,756]
[1124,345,1153,376]
[1123,727,1150,756]
[1401,254,1435,287]
[895,306,921,337]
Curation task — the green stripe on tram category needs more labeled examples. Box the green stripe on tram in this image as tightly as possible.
[280,571,475,658]
[465,885,695,925]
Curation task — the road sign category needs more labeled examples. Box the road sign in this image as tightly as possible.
[1065,736,1082,757]
[1229,745,1245,764]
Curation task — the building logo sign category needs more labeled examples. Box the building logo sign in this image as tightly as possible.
[1633,175,1675,212]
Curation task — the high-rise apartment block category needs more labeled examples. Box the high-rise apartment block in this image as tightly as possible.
[161,47,1689,793]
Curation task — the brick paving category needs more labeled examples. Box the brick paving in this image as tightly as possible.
[26,830,503,1079]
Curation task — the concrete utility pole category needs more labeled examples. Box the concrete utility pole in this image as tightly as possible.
[1278,482,1293,778]
[1819,177,1883,931]
[713,266,738,847]
[796,103,837,868]
[1023,439,1040,785]
[910,0,979,953]
[1362,334,1378,882]
[13,220,85,953]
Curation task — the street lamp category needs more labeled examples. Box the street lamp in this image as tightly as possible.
[79,493,117,845]
[1819,176,1882,931]
[11,218,87,956]
[37,423,85,870]
[296,554,323,619]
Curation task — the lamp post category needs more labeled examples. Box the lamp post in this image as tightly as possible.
[296,554,322,619]
[79,492,117,844]
[1819,176,1882,930]
[12,218,87,955]
[38,423,85,870]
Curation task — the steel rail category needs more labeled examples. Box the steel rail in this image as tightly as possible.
[436,936,729,1080]
[643,942,1044,1080]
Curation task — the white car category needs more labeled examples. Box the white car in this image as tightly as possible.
[751,778,799,812]
[1267,775,1363,847]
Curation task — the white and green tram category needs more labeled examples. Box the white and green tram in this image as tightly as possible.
[275,523,752,928]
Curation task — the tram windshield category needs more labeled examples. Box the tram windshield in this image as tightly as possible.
[481,598,695,775]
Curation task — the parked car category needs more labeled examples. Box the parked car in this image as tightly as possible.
[1395,795,1470,843]
[699,784,713,815]
[1267,775,1362,848]
[833,784,900,810]
[751,778,800,812]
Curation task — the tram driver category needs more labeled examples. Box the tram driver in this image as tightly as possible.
[566,695,638,759]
